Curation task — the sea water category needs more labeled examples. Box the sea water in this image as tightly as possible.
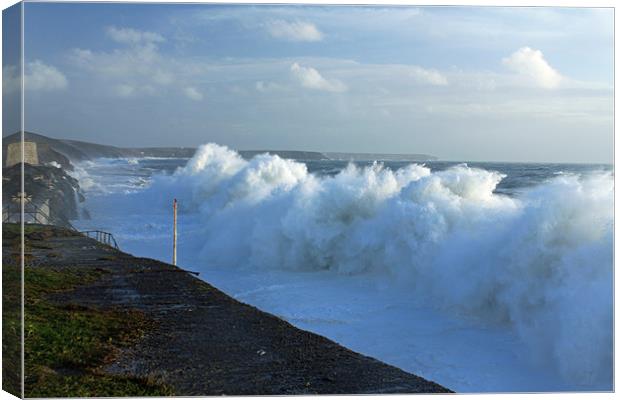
[70,145,613,393]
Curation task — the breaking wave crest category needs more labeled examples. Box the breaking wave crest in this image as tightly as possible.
[146,143,612,387]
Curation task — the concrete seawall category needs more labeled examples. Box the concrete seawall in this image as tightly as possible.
[13,225,451,396]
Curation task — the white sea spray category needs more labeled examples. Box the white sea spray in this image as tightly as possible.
[74,143,613,389]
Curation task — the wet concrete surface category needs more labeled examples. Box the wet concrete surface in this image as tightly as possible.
[19,226,451,395]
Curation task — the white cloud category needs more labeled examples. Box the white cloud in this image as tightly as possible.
[152,70,175,85]
[502,47,563,89]
[229,85,248,95]
[408,66,448,86]
[290,62,347,93]
[26,61,68,91]
[70,40,164,81]
[114,84,135,97]
[184,86,204,101]
[69,43,171,97]
[2,65,20,94]
[265,20,324,42]
[255,80,287,93]
[113,84,157,98]
[106,26,165,45]
[70,27,210,100]
[4,61,68,93]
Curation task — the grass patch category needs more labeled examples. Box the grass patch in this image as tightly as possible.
[24,266,174,397]
[2,223,173,397]
[2,259,22,397]
[26,372,174,398]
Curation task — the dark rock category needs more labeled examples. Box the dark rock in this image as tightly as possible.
[2,163,84,228]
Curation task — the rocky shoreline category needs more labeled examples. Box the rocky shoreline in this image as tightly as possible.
[9,224,451,396]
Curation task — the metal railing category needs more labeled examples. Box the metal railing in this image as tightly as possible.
[80,230,120,249]
[3,203,51,225]
[3,198,118,249]
[2,203,76,230]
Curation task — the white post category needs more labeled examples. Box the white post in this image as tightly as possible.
[172,198,177,266]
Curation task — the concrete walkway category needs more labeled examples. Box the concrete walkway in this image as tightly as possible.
[24,226,451,395]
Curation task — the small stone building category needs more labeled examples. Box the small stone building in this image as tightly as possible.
[5,141,39,167]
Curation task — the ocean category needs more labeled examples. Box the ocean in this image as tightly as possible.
[70,144,613,393]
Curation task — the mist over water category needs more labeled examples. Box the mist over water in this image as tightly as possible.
[71,144,613,392]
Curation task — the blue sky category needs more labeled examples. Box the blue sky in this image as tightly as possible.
[2,3,614,162]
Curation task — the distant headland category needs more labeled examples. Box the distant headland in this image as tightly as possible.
[2,131,438,167]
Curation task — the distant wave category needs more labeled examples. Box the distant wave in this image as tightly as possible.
[129,143,613,387]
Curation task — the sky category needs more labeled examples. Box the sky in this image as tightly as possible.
[2,3,614,162]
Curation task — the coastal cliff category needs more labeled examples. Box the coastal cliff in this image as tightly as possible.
[2,132,438,164]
